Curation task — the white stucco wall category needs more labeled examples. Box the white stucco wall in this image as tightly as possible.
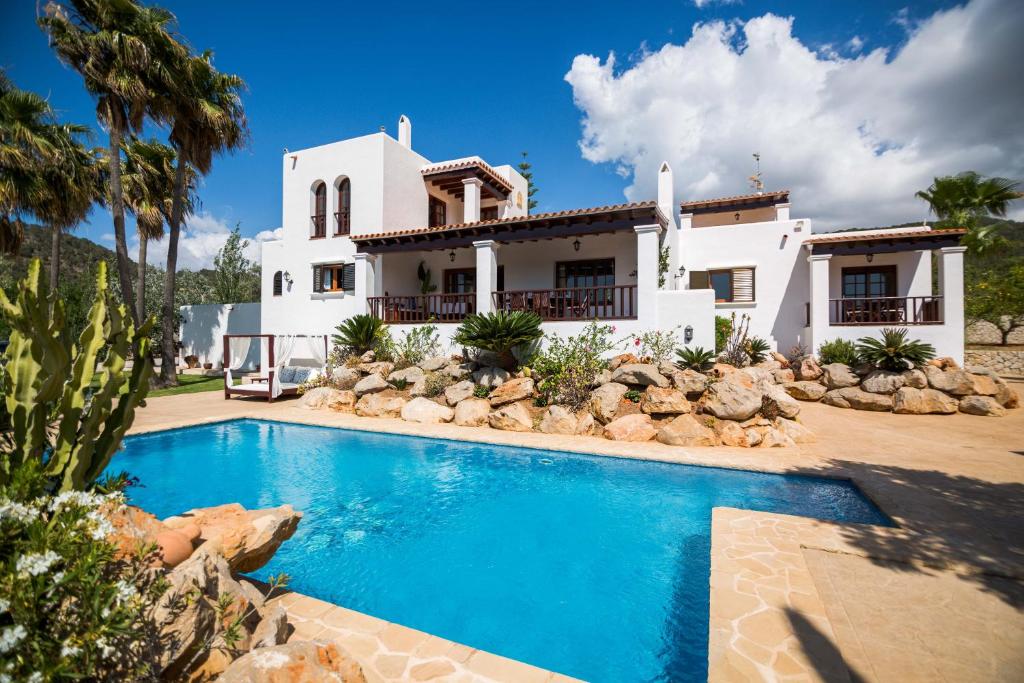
[826,251,932,301]
[179,303,261,369]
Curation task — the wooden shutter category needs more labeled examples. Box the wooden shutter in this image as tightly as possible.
[733,268,754,302]
[689,270,709,289]
[313,265,323,293]
[341,263,356,291]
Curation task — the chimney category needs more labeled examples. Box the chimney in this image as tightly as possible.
[657,161,674,219]
[398,115,412,149]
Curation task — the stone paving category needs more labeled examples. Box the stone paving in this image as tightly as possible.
[130,384,1024,682]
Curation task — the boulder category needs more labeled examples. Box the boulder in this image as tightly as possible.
[330,367,362,390]
[539,405,579,435]
[782,381,827,401]
[488,377,535,407]
[892,387,958,415]
[718,369,754,389]
[609,353,640,371]
[419,356,449,372]
[713,419,748,447]
[923,365,974,395]
[357,361,394,377]
[408,379,428,397]
[656,414,718,447]
[401,397,455,424]
[861,370,905,395]
[453,398,491,427]
[358,350,375,363]
[219,641,366,683]
[744,428,763,447]
[928,356,959,370]
[762,384,801,419]
[603,414,657,442]
[592,369,613,386]
[821,363,860,389]
[703,382,762,421]
[443,380,475,406]
[666,367,708,396]
[901,369,928,389]
[387,366,425,385]
[443,362,475,380]
[822,387,893,412]
[740,366,774,386]
[640,386,691,415]
[152,549,220,675]
[575,411,597,436]
[995,383,1019,409]
[755,360,783,372]
[472,366,510,388]
[772,368,796,384]
[488,402,534,431]
[353,374,391,397]
[611,363,670,388]
[590,382,629,423]
[775,418,816,444]
[250,606,289,650]
[968,373,998,397]
[796,357,823,381]
[354,393,406,417]
[298,387,349,410]
[760,428,797,448]
[958,395,1007,417]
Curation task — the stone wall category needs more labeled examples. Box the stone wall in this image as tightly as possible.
[966,319,1024,345]
[964,348,1024,378]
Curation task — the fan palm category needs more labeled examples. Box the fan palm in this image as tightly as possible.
[453,311,543,369]
[333,314,386,356]
[916,172,1021,253]
[855,328,936,372]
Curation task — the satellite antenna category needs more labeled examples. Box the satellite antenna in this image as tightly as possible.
[748,153,764,194]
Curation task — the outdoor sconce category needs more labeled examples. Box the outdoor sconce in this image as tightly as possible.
[865,254,874,263]
[283,271,293,284]
[449,250,456,262]
[734,212,740,221]
[684,325,694,343]
[573,238,581,252]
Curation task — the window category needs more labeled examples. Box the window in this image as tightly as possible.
[555,259,615,289]
[312,182,327,238]
[312,263,355,293]
[841,266,896,299]
[444,268,475,294]
[335,179,351,235]
[691,268,755,302]
[480,206,499,221]
[272,271,283,296]
[429,196,447,228]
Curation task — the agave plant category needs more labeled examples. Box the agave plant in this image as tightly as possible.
[855,328,936,372]
[452,311,543,369]
[675,346,716,371]
[332,314,387,356]
[744,337,771,365]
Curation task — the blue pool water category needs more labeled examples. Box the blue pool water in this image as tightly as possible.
[114,419,888,682]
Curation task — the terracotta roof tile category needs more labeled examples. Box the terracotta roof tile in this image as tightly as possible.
[804,227,966,244]
[680,190,790,210]
[421,157,514,193]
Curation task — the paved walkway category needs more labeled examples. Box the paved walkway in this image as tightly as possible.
[130,385,1024,681]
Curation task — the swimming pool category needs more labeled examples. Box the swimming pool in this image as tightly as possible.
[115,419,888,682]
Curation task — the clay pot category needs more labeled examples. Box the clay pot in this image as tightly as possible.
[177,523,202,543]
[156,530,195,568]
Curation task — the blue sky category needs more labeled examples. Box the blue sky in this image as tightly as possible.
[4,0,1017,268]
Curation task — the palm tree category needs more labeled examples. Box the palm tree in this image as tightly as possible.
[159,52,247,385]
[39,0,186,324]
[916,171,1021,252]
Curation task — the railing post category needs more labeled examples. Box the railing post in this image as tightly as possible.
[473,240,499,315]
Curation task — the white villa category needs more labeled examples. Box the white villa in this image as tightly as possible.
[252,116,967,365]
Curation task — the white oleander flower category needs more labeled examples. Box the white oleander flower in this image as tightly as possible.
[60,643,81,657]
[0,500,39,524]
[26,672,43,683]
[0,598,9,613]
[113,580,136,604]
[0,625,27,654]
[16,550,60,577]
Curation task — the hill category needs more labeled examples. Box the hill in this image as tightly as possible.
[0,223,131,286]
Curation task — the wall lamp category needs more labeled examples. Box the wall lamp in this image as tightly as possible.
[865,254,874,263]
[573,238,581,252]
[449,250,456,262]
[684,325,694,343]
[283,271,293,284]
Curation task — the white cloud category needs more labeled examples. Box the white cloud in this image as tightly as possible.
[133,212,280,271]
[564,0,1024,230]
[692,0,740,8]
[847,35,864,53]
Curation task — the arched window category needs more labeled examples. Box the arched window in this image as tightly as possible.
[335,178,351,235]
[273,271,283,296]
[312,182,327,238]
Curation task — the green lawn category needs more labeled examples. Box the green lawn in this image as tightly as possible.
[147,374,225,397]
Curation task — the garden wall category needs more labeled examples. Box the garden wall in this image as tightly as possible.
[179,303,261,369]
[964,347,1024,378]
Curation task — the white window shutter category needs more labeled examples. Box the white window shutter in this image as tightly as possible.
[733,268,754,302]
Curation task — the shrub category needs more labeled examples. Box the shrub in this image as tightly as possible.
[421,372,453,398]
[624,389,642,403]
[675,346,716,371]
[714,315,732,354]
[720,313,752,367]
[332,314,391,358]
[856,328,936,371]
[744,336,771,365]
[391,378,409,391]
[786,343,809,364]
[628,327,680,364]
[394,323,440,367]
[297,346,354,394]
[817,338,859,366]
[531,322,618,410]
[453,311,543,370]
[473,385,491,399]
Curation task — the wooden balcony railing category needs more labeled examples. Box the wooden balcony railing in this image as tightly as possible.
[311,214,326,238]
[369,293,476,323]
[334,210,350,235]
[830,296,943,325]
[493,285,637,321]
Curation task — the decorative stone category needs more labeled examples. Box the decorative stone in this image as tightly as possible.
[901,369,928,389]
[892,387,958,414]
[782,381,827,401]
[928,356,959,370]
[821,363,860,389]
[713,419,748,447]
[250,606,288,650]
[388,366,425,385]
[592,369,613,386]
[772,368,795,384]
[298,387,349,409]
[744,428,763,447]
[443,363,475,380]
[666,367,708,396]
[775,418,816,443]
[539,405,578,434]
[762,384,801,418]
[958,395,1006,417]
[796,357,823,381]
[740,366,774,386]
[656,414,718,447]
[443,380,475,406]
[355,393,406,417]
[220,642,367,683]
[923,365,974,395]
[152,549,220,675]
[472,366,510,388]
[357,361,394,377]
[610,363,670,388]
[419,356,448,372]
[702,382,762,421]
[968,373,998,396]
[603,414,657,442]
[640,386,691,415]
[359,350,375,363]
[575,411,597,436]
[754,360,783,371]
[328,391,357,413]
[353,373,391,397]
[609,353,640,370]
[330,367,362,390]
[408,379,428,397]
[589,382,628,423]
[488,377,535,407]
[822,387,893,412]
[995,383,1019,409]
[401,397,454,424]
[488,402,533,431]
[760,428,796,448]
[861,370,905,394]
[453,397,490,426]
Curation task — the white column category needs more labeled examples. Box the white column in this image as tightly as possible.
[680,212,693,230]
[352,253,376,316]
[808,253,832,353]
[939,246,966,364]
[634,224,663,325]
[774,203,790,221]
[462,178,482,223]
[474,240,499,315]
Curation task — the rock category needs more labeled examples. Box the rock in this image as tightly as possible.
[640,386,691,415]
[106,504,169,558]
[665,367,708,396]
[453,398,491,427]
[892,387,958,415]
[488,377,535,407]
[592,369,613,386]
[357,361,394,377]
[775,418,816,444]
[237,579,267,618]
[443,362,475,380]
[610,363,670,388]
[901,369,928,389]
[995,383,1019,409]
[744,428,763,447]
[359,350,375,363]
[539,405,579,434]
[443,380,475,406]
[923,365,975,395]
[298,387,349,410]
[609,353,640,371]
[740,416,772,428]
[968,373,998,396]
[762,384,802,419]
[755,360,783,371]
[401,397,455,424]
[329,367,361,390]
[220,641,367,683]
[387,366,425,385]
[250,606,289,650]
[822,387,893,412]
[327,391,357,413]
[740,366,774,386]
[772,368,795,384]
[709,363,739,379]
[760,428,796,448]
[488,402,533,431]
[703,382,762,421]
[353,373,391,397]
[821,363,860,389]
[718,369,753,389]
[861,370,905,394]
[958,395,1006,417]
[928,356,959,370]
[155,530,194,568]
[165,503,302,574]
[354,393,406,417]
[589,382,628,423]
[603,414,657,442]
[713,419,748,447]
[472,366,510,388]
[771,352,790,367]
[796,357,823,381]
[782,381,827,401]
[656,414,718,447]
[408,379,428,397]
[575,411,597,436]
[152,549,219,675]
[419,356,448,372]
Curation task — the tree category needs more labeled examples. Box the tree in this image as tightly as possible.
[211,225,258,303]
[517,151,538,212]
[916,171,1021,253]
[966,263,1024,346]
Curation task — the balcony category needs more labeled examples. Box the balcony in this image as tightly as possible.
[334,210,351,236]
[829,296,943,326]
[311,214,326,239]
[493,285,637,321]
[368,293,476,323]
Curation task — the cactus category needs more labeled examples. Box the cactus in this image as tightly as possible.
[0,259,153,491]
